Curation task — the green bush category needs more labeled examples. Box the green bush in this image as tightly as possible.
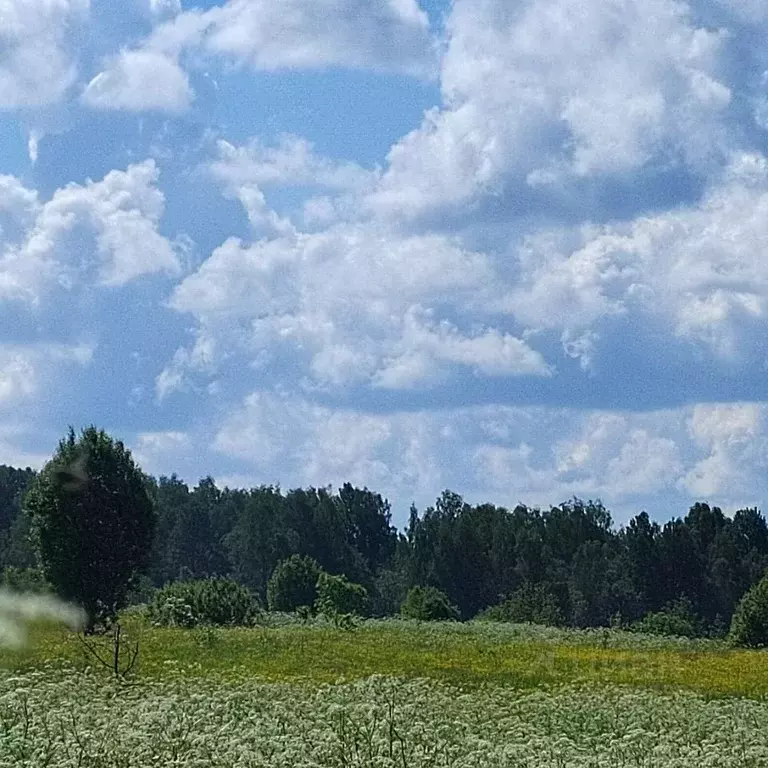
[125,574,155,606]
[631,598,701,639]
[148,577,257,627]
[401,586,460,622]
[479,583,563,626]
[316,572,368,617]
[729,573,768,647]
[267,555,321,613]
[1,566,51,594]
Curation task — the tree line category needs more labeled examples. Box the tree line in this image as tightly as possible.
[1,429,768,636]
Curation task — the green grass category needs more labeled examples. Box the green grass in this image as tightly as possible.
[2,617,768,698]
[4,618,768,766]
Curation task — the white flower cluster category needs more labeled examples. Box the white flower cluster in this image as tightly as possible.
[1,668,767,767]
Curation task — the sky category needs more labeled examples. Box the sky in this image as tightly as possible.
[3,0,768,527]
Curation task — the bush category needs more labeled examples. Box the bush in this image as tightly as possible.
[267,555,322,613]
[401,586,460,622]
[1,566,51,594]
[729,573,768,647]
[631,597,701,639]
[125,574,155,606]
[479,583,563,626]
[316,572,368,618]
[148,577,257,627]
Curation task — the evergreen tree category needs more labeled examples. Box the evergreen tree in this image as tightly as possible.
[24,428,155,632]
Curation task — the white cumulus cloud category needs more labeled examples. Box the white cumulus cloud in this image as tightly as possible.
[0,160,179,303]
[369,0,732,219]
[82,50,192,113]
[85,0,435,115]
[0,0,89,109]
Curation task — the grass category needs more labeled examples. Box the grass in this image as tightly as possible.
[4,618,768,766]
[2,616,767,698]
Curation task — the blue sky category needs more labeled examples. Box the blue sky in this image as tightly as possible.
[3,0,768,527]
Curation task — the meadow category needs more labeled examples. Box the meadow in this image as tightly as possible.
[2,618,768,766]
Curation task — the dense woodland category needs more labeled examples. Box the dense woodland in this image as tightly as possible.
[1,462,767,634]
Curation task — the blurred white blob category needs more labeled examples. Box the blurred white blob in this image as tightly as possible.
[0,589,85,648]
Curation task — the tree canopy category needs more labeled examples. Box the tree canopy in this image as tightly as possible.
[2,446,767,634]
[22,427,155,631]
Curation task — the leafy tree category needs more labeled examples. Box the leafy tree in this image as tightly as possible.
[23,427,155,632]
[267,554,322,612]
[728,571,768,647]
[622,512,661,613]
[337,483,397,574]
[371,564,410,617]
[146,474,191,584]
[401,586,460,621]
[0,465,36,569]
[225,486,294,597]
[316,571,369,617]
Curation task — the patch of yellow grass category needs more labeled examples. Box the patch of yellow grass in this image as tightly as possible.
[3,618,768,697]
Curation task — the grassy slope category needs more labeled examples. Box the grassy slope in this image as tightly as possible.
[2,618,767,697]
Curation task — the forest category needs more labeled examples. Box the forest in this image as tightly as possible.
[1,461,766,635]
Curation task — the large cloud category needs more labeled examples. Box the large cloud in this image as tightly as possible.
[0,0,89,109]
[0,160,179,303]
[163,218,549,394]
[83,0,435,114]
[505,152,768,362]
[369,0,734,220]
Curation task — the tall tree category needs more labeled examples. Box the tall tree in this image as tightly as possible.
[24,427,155,632]
[0,465,36,569]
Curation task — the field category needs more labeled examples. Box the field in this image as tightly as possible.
[2,619,768,766]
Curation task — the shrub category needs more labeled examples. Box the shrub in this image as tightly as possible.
[480,583,563,626]
[125,574,155,606]
[267,555,321,613]
[148,577,257,627]
[400,586,460,622]
[631,597,701,639]
[1,566,51,594]
[729,573,768,647]
[316,572,368,618]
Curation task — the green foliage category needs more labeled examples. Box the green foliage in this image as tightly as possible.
[125,574,156,606]
[5,444,768,639]
[315,571,368,619]
[728,572,768,647]
[480,583,563,626]
[267,555,322,613]
[148,577,257,627]
[0,465,36,569]
[1,565,50,593]
[400,586,460,622]
[23,427,155,632]
[631,597,702,639]
[370,566,409,616]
